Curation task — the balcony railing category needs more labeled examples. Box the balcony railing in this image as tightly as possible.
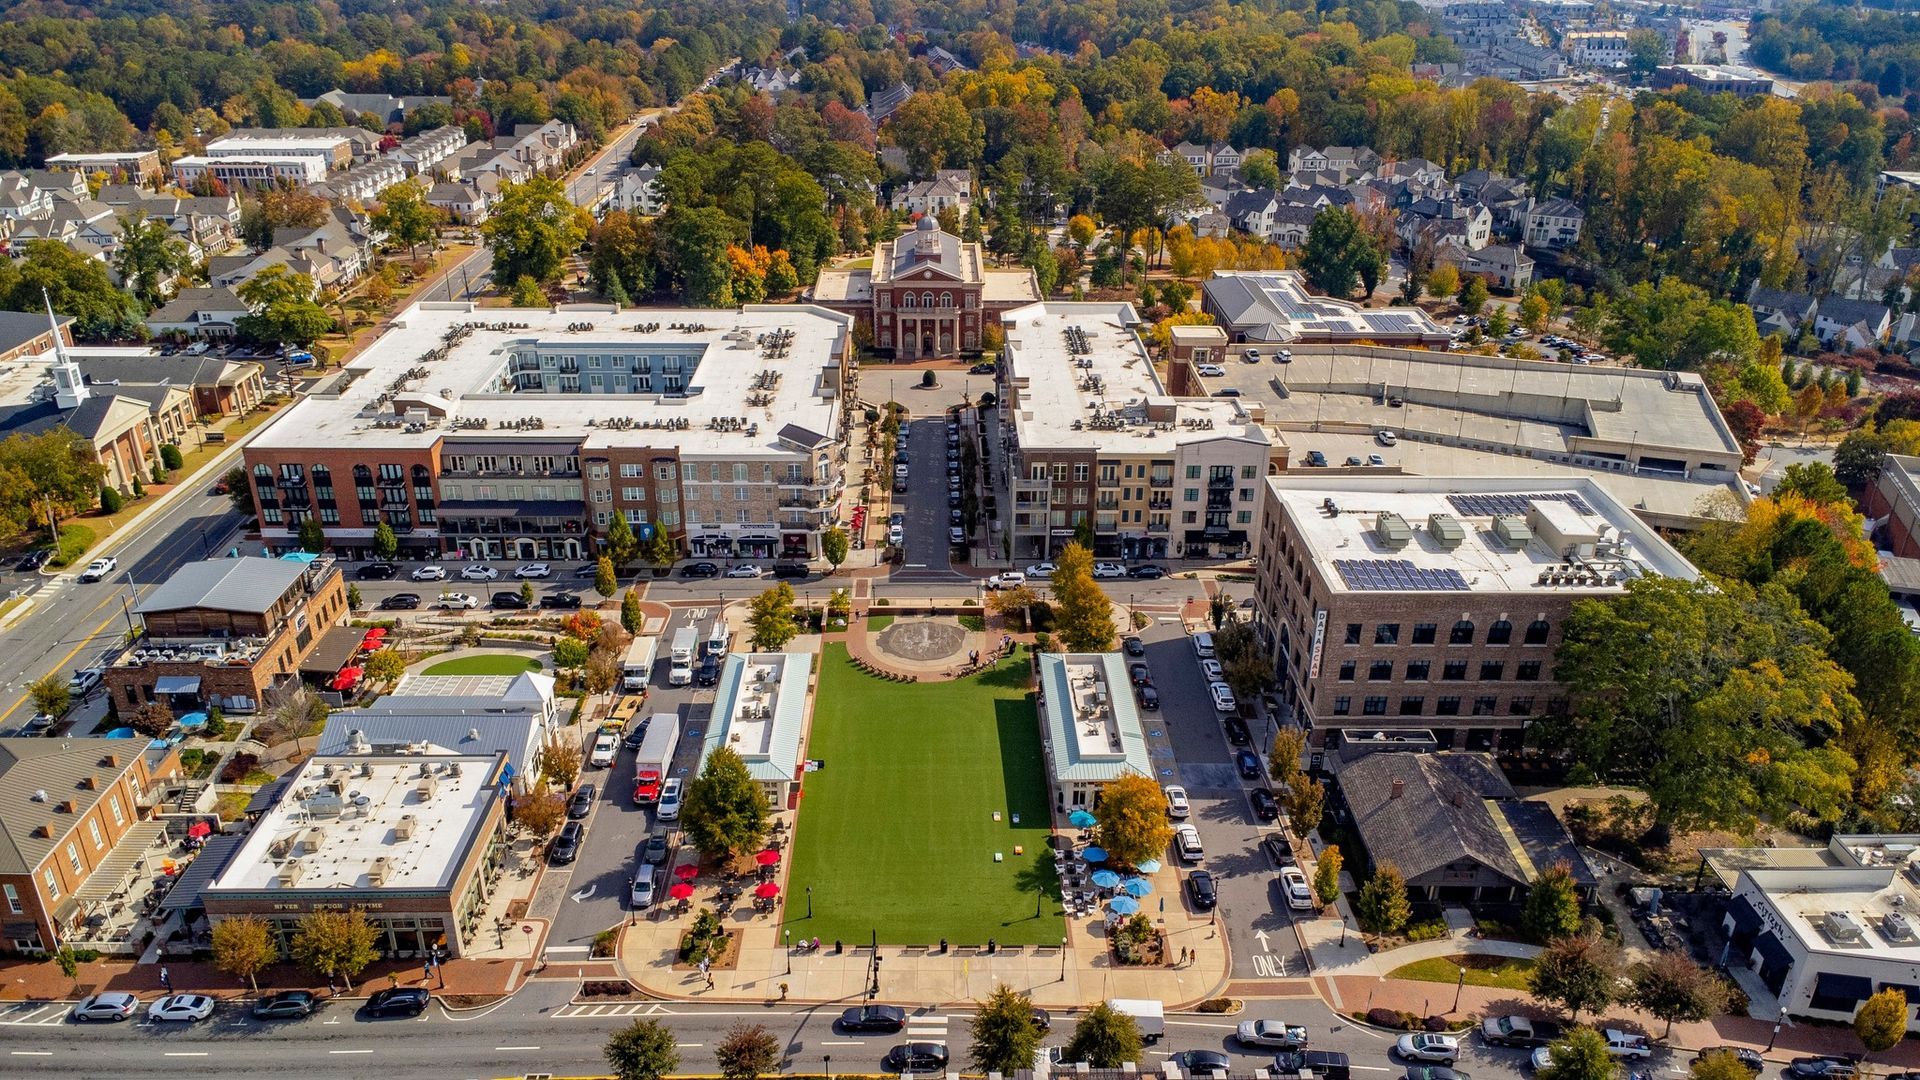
[1149,477,1173,488]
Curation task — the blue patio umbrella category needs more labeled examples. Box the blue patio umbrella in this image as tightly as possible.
[1121,877,1154,897]
[1068,810,1098,828]
[103,727,135,739]
[1079,846,1108,863]
[1107,895,1141,915]
[1090,869,1122,889]
[1136,859,1162,874]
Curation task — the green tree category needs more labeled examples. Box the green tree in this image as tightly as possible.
[621,586,644,635]
[223,466,254,517]
[1856,988,1907,1053]
[298,517,326,553]
[656,206,746,307]
[1313,845,1343,906]
[1239,148,1282,190]
[345,583,362,610]
[509,275,546,307]
[682,745,770,860]
[1627,951,1727,1037]
[1602,278,1759,372]
[1051,542,1115,651]
[594,556,617,598]
[1,428,107,541]
[289,908,380,991]
[1354,862,1411,935]
[1774,461,1848,504]
[539,733,583,790]
[715,1023,781,1080]
[747,583,799,650]
[520,579,536,608]
[1459,275,1490,316]
[364,648,405,685]
[6,240,145,338]
[1300,206,1383,300]
[371,180,438,262]
[605,1018,681,1080]
[553,636,590,670]
[1520,292,1552,333]
[1522,863,1585,943]
[210,915,275,992]
[130,700,172,738]
[1530,932,1619,1020]
[606,513,640,566]
[971,985,1046,1074]
[27,673,69,718]
[644,523,677,572]
[987,584,1039,631]
[1487,308,1510,338]
[111,211,190,309]
[1287,779,1326,838]
[1539,1027,1615,1080]
[1693,1051,1758,1080]
[372,521,398,561]
[821,526,848,573]
[1064,1002,1142,1068]
[1093,772,1174,868]
[884,90,983,175]
[483,175,589,285]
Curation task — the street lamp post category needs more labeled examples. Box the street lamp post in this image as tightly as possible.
[807,885,812,919]
[785,929,792,976]
[1059,935,1068,981]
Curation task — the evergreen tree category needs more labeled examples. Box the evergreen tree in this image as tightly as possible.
[605,1018,681,1080]
[621,586,644,634]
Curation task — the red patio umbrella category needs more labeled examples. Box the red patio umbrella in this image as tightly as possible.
[754,849,781,866]
[755,882,780,899]
[668,882,695,900]
[330,667,363,691]
[673,864,699,881]
[360,628,387,649]
[186,821,212,839]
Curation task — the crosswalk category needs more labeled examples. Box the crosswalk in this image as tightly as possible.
[551,1001,656,1019]
[0,1002,73,1026]
[905,1013,949,1043]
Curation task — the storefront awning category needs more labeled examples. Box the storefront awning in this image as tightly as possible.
[1725,894,1762,933]
[160,834,244,913]
[299,625,365,678]
[75,821,167,903]
[152,676,202,695]
[1754,931,1794,970]
[1813,972,1873,1005]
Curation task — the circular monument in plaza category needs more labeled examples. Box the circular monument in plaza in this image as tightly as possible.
[873,617,969,663]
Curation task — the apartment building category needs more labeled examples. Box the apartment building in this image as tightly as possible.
[998,302,1278,561]
[203,130,362,170]
[1253,476,1697,756]
[241,301,856,563]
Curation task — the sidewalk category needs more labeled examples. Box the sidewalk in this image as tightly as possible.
[0,949,529,1005]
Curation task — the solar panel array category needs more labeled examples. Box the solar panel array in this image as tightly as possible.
[1366,313,1425,334]
[1446,492,1595,517]
[1334,558,1471,591]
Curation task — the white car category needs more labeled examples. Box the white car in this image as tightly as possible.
[71,992,138,1022]
[1024,562,1057,579]
[1529,1048,1553,1073]
[1237,1020,1310,1049]
[1190,632,1215,658]
[1091,562,1126,579]
[1376,430,1398,446]
[148,994,215,1023]
[1200,658,1223,682]
[1281,866,1314,909]
[589,732,619,768]
[1209,682,1237,713]
[78,557,117,582]
[436,592,480,609]
[460,564,499,581]
[411,564,448,581]
[629,871,656,908]
[887,525,904,545]
[725,564,764,579]
[1164,785,1190,819]
[949,526,967,545]
[66,667,104,696]
[1195,363,1226,377]
[514,563,552,578]
[657,777,684,822]
[1173,822,1204,863]
[894,464,910,478]
[986,572,1027,590]
[1397,1034,1459,1063]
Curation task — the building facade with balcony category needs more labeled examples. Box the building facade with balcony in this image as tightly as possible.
[811,217,1041,358]
[241,301,856,562]
[998,302,1279,561]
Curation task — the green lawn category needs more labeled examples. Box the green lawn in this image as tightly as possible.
[785,644,1062,946]
[1387,954,1537,991]
[866,614,895,631]
[422,654,544,676]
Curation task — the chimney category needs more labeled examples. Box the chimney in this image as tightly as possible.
[1390,778,1405,800]
[80,776,99,790]
[32,823,51,838]
[101,755,120,769]
[58,800,77,814]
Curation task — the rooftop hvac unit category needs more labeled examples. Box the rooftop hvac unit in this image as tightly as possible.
[1427,513,1466,550]
[275,859,304,887]
[394,814,417,840]
[1373,512,1412,550]
[298,826,326,854]
[1825,911,1867,941]
[1491,515,1532,547]
[367,856,393,887]
[416,774,438,801]
[1885,911,1915,941]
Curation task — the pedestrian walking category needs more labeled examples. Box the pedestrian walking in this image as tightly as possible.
[158,966,171,991]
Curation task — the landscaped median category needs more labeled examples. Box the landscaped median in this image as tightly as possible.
[1386,952,1538,990]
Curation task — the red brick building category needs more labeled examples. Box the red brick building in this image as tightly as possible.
[810,218,1041,358]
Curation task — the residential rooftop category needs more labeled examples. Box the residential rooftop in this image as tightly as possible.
[1266,474,1701,594]
[207,753,503,894]
[1037,653,1151,783]
[249,301,853,456]
[1001,302,1269,454]
[702,653,811,784]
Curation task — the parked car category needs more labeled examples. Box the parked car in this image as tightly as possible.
[1376,430,1398,446]
[1211,682,1239,713]
[772,562,809,579]
[411,564,447,581]
[572,563,601,578]
[67,667,104,696]
[379,592,422,610]
[148,994,216,1023]
[251,990,317,1019]
[695,656,720,687]
[1128,564,1166,579]
[1091,561,1126,579]
[1136,684,1160,710]
[1195,364,1226,377]
[491,590,530,609]
[1164,785,1190,818]
[70,992,138,1022]
[886,1043,951,1072]
[1224,717,1251,745]
[629,870,656,909]
[949,526,967,545]
[460,564,499,581]
[887,525,905,545]
[623,721,651,751]
[355,562,399,580]
[1602,1030,1652,1060]
[1191,632,1216,658]
[1274,1051,1350,1080]
[1250,788,1280,821]
[1306,451,1329,467]
[1691,1049,1763,1075]
[1481,1016,1563,1049]
[656,777,683,821]
[541,592,584,610]
[1123,636,1145,656]
[986,572,1027,590]
[1529,1048,1553,1073]
[681,562,721,578]
[589,733,618,768]
[1787,1060,1858,1080]
[1173,822,1204,862]
[725,564,764,579]
[1186,869,1218,910]
[969,362,997,375]
[1173,1050,1233,1074]
[1281,866,1314,909]
[514,563,552,578]
[837,1004,907,1033]
[436,592,480,610]
[1129,662,1152,686]
[640,831,670,865]
[1024,562,1057,579]
[78,557,117,582]
[362,988,431,1018]
[16,548,50,571]
[1236,1020,1309,1050]
[1263,834,1296,865]
[1199,658,1224,682]
[1397,1035,1459,1064]
[1405,1068,1470,1080]
[568,784,598,818]
[550,821,584,864]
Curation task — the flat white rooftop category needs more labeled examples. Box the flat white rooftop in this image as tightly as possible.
[250,301,852,456]
[1268,474,1700,594]
[1002,302,1268,454]
[705,652,810,784]
[205,134,350,151]
[209,753,500,893]
[1038,653,1151,784]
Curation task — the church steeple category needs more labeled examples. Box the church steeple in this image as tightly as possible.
[44,291,86,410]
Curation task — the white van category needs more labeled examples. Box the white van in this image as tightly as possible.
[656,777,684,821]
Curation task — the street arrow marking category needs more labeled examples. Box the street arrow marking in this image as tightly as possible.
[1254,929,1271,950]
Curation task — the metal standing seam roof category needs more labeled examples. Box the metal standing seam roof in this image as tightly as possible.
[0,740,145,876]
[702,653,812,783]
[1037,653,1152,783]
[159,834,245,912]
[134,557,311,616]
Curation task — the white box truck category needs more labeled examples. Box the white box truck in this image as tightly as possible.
[631,712,680,804]
[622,635,659,692]
[668,625,698,686]
[1108,999,1164,1044]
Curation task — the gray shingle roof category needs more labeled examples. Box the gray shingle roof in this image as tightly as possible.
[1339,752,1528,886]
[134,557,310,616]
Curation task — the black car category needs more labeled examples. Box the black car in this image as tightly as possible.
[1123,636,1145,657]
[492,590,530,609]
[1128,564,1166,579]
[1250,788,1280,821]
[362,988,431,1018]
[542,592,584,610]
[1173,1050,1232,1074]
[1235,748,1264,780]
[16,548,51,572]
[1224,717,1251,745]
[550,820,584,864]
[623,721,651,750]
[1186,869,1218,910]
[948,493,962,508]
[1276,1051,1351,1080]
[886,1043,951,1072]
[838,1004,907,1033]
[1129,662,1152,686]
[1692,1049,1763,1076]
[572,563,601,578]
[1137,685,1160,710]
[378,592,422,610]
[682,561,720,578]
[695,656,720,687]
[1406,1069,1469,1080]
[772,562,810,579]
[567,784,597,819]
[251,990,318,1019]
[1030,1007,1051,1031]
[1263,834,1295,865]
[354,562,399,580]
[969,362,997,374]
[1788,1060,1858,1080]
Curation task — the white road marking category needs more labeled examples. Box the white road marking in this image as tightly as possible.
[495,1045,540,1051]
[163,1052,209,1057]
[1351,1066,1394,1072]
[820,1040,867,1046]
[10,1051,53,1056]
[676,1042,704,1048]
[1165,1019,1239,1030]
[329,1049,376,1054]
